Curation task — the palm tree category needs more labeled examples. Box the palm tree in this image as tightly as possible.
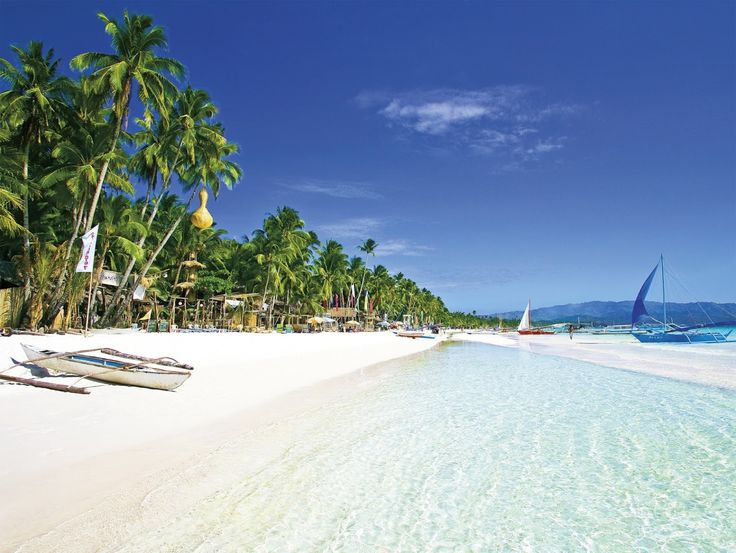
[102,87,223,324]
[249,207,313,327]
[110,134,241,324]
[0,41,69,300]
[88,193,146,317]
[356,238,377,313]
[39,121,133,326]
[314,240,349,309]
[70,10,185,232]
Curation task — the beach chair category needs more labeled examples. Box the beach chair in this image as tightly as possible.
[158,320,169,333]
[146,320,157,333]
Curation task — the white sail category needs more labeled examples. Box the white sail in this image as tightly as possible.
[518,300,531,331]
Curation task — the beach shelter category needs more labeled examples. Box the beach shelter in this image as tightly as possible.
[307,316,324,324]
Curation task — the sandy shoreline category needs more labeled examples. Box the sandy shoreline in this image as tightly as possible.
[1,330,734,551]
[457,331,736,390]
[0,331,444,552]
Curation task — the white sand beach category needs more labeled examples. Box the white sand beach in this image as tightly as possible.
[0,331,444,552]
[458,331,736,390]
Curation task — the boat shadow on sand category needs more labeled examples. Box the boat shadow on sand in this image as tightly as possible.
[7,358,106,388]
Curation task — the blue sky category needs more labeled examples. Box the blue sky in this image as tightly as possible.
[2,0,734,312]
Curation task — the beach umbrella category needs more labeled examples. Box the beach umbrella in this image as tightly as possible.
[307,316,324,324]
[345,320,361,326]
[376,321,390,327]
[322,316,336,323]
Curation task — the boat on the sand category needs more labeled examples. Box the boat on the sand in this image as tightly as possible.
[21,344,193,391]
[396,330,432,339]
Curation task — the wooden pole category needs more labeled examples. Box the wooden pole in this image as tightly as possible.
[0,373,90,394]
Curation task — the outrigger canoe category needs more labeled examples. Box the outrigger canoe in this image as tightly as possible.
[21,344,192,391]
[396,331,433,339]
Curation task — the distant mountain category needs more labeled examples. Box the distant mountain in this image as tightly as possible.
[491,301,736,325]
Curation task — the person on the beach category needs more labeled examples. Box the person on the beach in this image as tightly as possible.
[568,324,574,340]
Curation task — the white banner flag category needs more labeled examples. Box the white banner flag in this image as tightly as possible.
[76,225,99,273]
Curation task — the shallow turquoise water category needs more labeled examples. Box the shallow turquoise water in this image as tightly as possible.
[123,342,736,552]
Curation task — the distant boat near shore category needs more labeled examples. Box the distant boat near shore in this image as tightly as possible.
[631,256,736,344]
[517,300,554,335]
[589,325,632,335]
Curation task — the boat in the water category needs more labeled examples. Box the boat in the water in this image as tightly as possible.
[588,324,633,335]
[517,300,554,335]
[631,256,736,344]
[21,344,193,390]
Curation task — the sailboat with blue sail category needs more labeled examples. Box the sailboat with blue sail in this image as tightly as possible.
[631,255,736,343]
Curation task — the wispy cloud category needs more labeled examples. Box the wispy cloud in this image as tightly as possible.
[316,217,384,240]
[355,87,584,168]
[375,239,433,257]
[280,179,383,200]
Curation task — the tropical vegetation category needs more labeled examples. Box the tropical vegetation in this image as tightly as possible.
[0,10,491,331]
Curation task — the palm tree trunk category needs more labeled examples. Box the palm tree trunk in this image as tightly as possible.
[172,260,185,291]
[110,187,198,323]
[88,245,109,319]
[100,138,185,326]
[84,80,130,232]
[21,141,31,303]
[40,201,87,326]
[259,264,272,328]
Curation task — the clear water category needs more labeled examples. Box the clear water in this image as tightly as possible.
[120,342,736,552]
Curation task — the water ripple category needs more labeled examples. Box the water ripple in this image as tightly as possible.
[118,342,736,552]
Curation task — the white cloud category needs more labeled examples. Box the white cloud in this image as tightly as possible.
[372,87,529,136]
[382,99,489,135]
[375,239,433,257]
[281,179,382,200]
[356,86,583,168]
[316,217,384,240]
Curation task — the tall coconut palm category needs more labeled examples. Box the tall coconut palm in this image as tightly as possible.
[0,41,69,299]
[105,87,222,323]
[88,193,146,316]
[39,121,133,326]
[70,10,185,232]
[249,207,313,327]
[105,134,241,325]
[314,240,349,308]
[356,237,377,312]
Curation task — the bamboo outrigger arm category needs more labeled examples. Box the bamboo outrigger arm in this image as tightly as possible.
[99,348,194,370]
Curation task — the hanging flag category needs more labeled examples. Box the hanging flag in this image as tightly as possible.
[350,284,356,298]
[364,290,368,311]
[76,225,99,273]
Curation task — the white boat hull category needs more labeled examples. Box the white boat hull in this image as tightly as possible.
[22,344,191,391]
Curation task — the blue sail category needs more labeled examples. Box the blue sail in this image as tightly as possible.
[631,263,659,326]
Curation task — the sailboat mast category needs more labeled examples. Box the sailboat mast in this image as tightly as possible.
[529,299,532,328]
[661,254,666,332]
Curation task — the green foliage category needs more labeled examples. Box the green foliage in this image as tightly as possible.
[193,274,232,298]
